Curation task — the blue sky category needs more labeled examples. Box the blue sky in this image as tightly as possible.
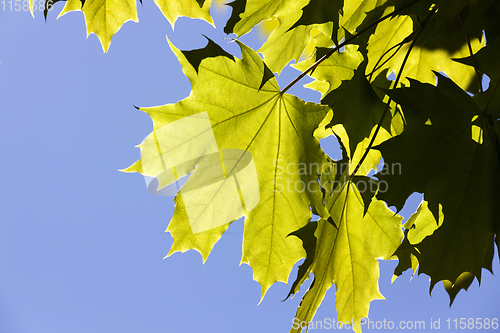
[0,2,498,333]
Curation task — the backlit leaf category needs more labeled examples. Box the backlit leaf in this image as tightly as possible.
[258,0,343,72]
[56,0,213,52]
[375,73,500,294]
[366,7,485,91]
[124,38,331,297]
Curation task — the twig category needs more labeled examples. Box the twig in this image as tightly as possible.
[458,13,484,93]
[280,0,424,94]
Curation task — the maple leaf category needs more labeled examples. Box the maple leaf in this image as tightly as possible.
[392,200,443,279]
[55,0,213,52]
[374,73,500,296]
[296,49,397,179]
[322,68,391,159]
[225,0,343,73]
[224,0,309,37]
[313,110,393,182]
[153,0,213,28]
[292,44,364,97]
[456,39,500,83]
[394,200,497,304]
[459,39,500,120]
[18,0,500,328]
[124,37,331,297]
[340,0,389,37]
[258,0,343,73]
[289,171,403,333]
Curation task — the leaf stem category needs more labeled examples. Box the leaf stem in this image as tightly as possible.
[350,8,435,177]
[484,79,499,113]
[280,0,424,94]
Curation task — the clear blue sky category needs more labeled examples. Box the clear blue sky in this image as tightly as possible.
[0,3,498,333]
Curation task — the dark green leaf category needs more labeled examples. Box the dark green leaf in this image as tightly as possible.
[375,73,500,293]
[285,221,318,300]
[323,69,391,158]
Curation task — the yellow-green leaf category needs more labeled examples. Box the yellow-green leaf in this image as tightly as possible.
[258,0,342,73]
[375,73,500,294]
[366,7,484,90]
[58,0,213,52]
[293,44,364,96]
[153,0,213,28]
[291,176,403,333]
[124,38,331,297]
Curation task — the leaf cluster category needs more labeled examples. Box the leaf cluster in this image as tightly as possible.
[40,0,500,331]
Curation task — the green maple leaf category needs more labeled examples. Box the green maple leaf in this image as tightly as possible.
[56,0,213,52]
[289,173,403,333]
[443,231,496,305]
[340,0,388,37]
[292,44,364,96]
[242,0,391,73]
[364,7,413,81]
[392,200,442,279]
[403,200,443,245]
[365,5,484,92]
[322,68,392,158]
[258,0,343,73]
[153,0,213,28]
[482,1,500,41]
[433,0,469,21]
[124,38,331,297]
[285,220,318,300]
[224,0,309,37]
[458,39,500,119]
[313,108,393,179]
[432,0,495,27]
[57,0,138,52]
[225,0,343,73]
[374,73,500,295]
[456,39,500,83]
[394,200,497,304]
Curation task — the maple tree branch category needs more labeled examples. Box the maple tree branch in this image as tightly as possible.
[280,0,424,94]
[350,7,435,178]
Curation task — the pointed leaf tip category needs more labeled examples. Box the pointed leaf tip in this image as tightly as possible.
[181,36,235,73]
